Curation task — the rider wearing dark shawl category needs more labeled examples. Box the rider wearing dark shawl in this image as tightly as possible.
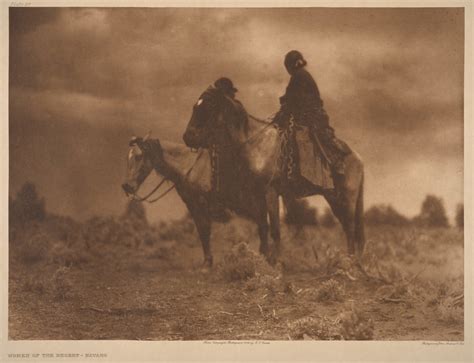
[209,77,245,220]
[275,50,351,180]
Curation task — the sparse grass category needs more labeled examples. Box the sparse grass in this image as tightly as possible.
[8,210,464,341]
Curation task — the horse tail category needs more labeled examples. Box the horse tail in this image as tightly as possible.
[355,170,365,255]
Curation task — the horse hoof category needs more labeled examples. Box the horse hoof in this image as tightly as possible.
[267,251,281,266]
[200,257,213,269]
[259,246,269,257]
[199,266,211,274]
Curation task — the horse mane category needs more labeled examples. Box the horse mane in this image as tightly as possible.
[144,138,212,192]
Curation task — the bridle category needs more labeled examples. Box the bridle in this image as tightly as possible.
[130,175,175,204]
[128,143,204,204]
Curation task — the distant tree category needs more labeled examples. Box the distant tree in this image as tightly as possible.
[123,199,148,226]
[416,195,449,228]
[364,204,409,226]
[284,198,318,226]
[10,182,46,224]
[455,203,464,229]
[321,207,337,228]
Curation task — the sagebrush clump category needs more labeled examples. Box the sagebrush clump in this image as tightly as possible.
[314,279,346,302]
[220,242,276,281]
[245,273,281,293]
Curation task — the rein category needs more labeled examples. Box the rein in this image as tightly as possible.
[131,177,169,203]
[214,112,277,151]
[131,148,204,204]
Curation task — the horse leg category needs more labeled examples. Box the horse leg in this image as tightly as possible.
[337,154,366,257]
[324,187,357,256]
[185,195,213,267]
[282,194,304,240]
[195,215,213,267]
[354,174,366,256]
[257,216,270,259]
[266,187,281,262]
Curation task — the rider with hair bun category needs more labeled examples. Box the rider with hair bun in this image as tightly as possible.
[276,50,351,181]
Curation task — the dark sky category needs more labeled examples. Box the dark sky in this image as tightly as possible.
[9,7,464,222]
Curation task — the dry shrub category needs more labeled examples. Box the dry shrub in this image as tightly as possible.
[399,233,419,256]
[219,242,276,281]
[42,215,82,245]
[82,217,124,245]
[147,241,177,260]
[436,296,463,324]
[370,240,396,259]
[158,215,195,243]
[288,316,341,340]
[245,273,281,293]
[18,230,50,265]
[51,266,73,300]
[82,216,159,248]
[318,247,361,281]
[339,308,374,340]
[376,282,418,309]
[360,251,404,284]
[425,281,464,324]
[279,245,318,273]
[314,279,345,302]
[50,243,89,267]
[323,247,351,273]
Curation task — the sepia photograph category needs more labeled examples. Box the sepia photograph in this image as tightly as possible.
[3,2,472,359]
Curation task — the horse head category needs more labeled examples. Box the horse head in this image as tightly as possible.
[183,86,248,149]
[122,133,162,196]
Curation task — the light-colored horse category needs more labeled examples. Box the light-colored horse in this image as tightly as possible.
[122,135,281,267]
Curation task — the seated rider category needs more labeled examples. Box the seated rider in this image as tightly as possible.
[209,77,241,220]
[275,50,351,184]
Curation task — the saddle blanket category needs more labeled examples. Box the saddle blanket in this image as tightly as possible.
[294,125,334,190]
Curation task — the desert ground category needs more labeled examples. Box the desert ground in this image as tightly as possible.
[8,197,464,341]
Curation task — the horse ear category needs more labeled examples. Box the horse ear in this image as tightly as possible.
[143,131,151,142]
[129,136,143,147]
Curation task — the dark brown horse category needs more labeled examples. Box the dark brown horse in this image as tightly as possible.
[122,133,281,267]
[183,86,366,257]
